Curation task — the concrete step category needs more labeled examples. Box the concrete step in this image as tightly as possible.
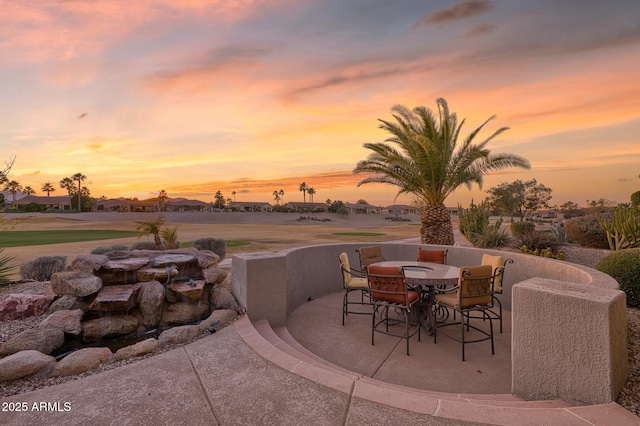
[235,317,637,425]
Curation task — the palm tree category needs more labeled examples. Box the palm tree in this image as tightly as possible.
[23,186,35,196]
[307,187,316,203]
[299,182,308,203]
[273,190,281,205]
[353,99,530,245]
[3,180,22,207]
[59,177,75,210]
[215,190,224,209]
[136,216,165,250]
[71,173,87,212]
[158,189,168,212]
[279,189,284,204]
[41,182,56,196]
[232,191,237,202]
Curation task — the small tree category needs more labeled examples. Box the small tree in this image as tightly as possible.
[486,179,552,221]
[214,191,225,209]
[136,216,165,250]
[160,225,179,249]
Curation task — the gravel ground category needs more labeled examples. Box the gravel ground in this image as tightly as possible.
[1,243,638,417]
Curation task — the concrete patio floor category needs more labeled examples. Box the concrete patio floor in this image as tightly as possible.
[286,291,512,395]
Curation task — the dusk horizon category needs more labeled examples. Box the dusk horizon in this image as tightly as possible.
[2,1,639,208]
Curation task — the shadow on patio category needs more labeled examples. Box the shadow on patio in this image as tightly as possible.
[285,291,512,395]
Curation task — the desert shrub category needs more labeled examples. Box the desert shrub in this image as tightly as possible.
[510,221,535,238]
[473,220,512,248]
[20,256,66,281]
[91,244,130,255]
[564,214,611,249]
[597,248,640,307]
[161,226,180,249]
[131,241,160,250]
[24,202,43,212]
[512,229,561,252]
[193,238,226,260]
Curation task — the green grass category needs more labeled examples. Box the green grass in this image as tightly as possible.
[0,230,138,247]
[332,232,386,237]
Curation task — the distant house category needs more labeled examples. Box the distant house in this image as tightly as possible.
[166,198,211,212]
[345,203,382,214]
[285,202,327,213]
[13,195,72,211]
[95,198,158,212]
[385,204,419,215]
[228,201,273,212]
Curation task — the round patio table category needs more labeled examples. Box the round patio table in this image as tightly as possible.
[370,261,459,334]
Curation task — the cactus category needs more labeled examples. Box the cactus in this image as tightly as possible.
[597,206,640,251]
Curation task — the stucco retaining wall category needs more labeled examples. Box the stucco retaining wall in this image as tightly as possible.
[231,242,628,405]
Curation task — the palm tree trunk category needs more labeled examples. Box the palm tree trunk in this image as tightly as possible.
[420,203,455,245]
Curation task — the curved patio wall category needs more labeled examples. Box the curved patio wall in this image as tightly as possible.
[231,242,628,405]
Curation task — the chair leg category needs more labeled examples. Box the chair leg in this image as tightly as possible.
[461,311,466,361]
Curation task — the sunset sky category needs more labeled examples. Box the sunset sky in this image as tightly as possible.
[2,0,640,208]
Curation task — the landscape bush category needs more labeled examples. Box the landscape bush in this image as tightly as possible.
[131,241,160,250]
[511,229,561,252]
[91,244,130,255]
[596,248,640,307]
[564,214,611,249]
[193,238,226,260]
[473,220,512,248]
[20,256,66,281]
[510,221,535,238]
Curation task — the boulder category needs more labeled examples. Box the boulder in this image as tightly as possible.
[167,280,205,303]
[88,283,141,312]
[152,254,201,280]
[39,309,84,335]
[50,347,112,378]
[161,301,210,325]
[95,257,151,285]
[82,315,139,342]
[158,325,204,346]
[137,281,165,328]
[46,295,89,314]
[114,338,159,360]
[0,327,65,356]
[202,267,227,285]
[0,350,56,382]
[199,309,238,330]
[0,293,55,321]
[193,250,220,269]
[68,254,110,273]
[136,267,178,283]
[209,285,240,311]
[51,271,103,297]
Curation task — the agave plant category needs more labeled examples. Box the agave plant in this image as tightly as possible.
[0,248,17,285]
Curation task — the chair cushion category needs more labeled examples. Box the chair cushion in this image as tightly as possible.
[367,265,414,305]
[339,252,353,285]
[358,246,384,266]
[459,265,492,308]
[481,254,504,292]
[417,249,446,264]
[347,276,369,290]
